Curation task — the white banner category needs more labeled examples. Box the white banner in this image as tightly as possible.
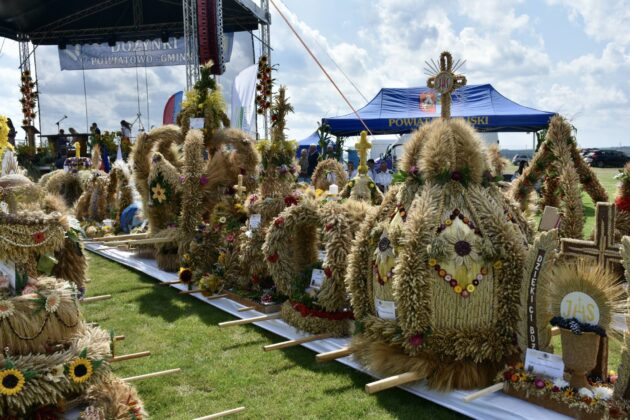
[230,64,258,136]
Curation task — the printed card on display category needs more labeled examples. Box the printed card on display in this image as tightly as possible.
[524,348,565,379]
[249,214,261,230]
[375,298,396,320]
[538,206,561,232]
[310,269,325,290]
[0,260,16,292]
[190,118,205,129]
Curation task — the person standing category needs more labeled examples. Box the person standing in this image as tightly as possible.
[307,144,319,177]
[346,161,357,179]
[366,159,377,180]
[374,160,393,193]
[298,149,309,182]
[120,120,132,159]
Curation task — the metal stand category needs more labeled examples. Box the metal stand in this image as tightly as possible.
[183,0,200,90]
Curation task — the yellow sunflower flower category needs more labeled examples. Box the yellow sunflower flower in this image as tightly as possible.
[151,183,167,203]
[0,369,25,396]
[68,358,94,383]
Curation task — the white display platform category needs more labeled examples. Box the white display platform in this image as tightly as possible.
[85,243,569,420]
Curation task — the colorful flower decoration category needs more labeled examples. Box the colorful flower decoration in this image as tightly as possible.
[267,253,279,263]
[178,267,193,284]
[67,358,94,384]
[0,368,25,396]
[46,364,65,383]
[32,231,46,244]
[0,300,14,319]
[199,175,209,186]
[373,229,395,285]
[151,183,167,204]
[45,293,61,313]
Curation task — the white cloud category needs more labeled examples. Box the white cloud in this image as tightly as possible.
[548,0,630,44]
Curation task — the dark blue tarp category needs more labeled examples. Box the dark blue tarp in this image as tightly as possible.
[323,84,555,136]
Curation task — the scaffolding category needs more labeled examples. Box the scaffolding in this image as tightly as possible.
[183,0,200,91]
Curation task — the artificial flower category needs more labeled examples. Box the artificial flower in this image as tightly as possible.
[552,378,569,389]
[178,267,193,284]
[441,221,481,270]
[373,229,395,284]
[32,231,46,244]
[68,358,94,383]
[592,386,613,400]
[0,300,14,319]
[0,369,25,396]
[46,364,65,383]
[151,184,167,203]
[199,175,209,185]
[578,388,594,398]
[218,217,227,224]
[45,292,61,313]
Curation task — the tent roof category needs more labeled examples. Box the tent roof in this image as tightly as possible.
[297,131,319,146]
[323,84,555,136]
[0,0,268,45]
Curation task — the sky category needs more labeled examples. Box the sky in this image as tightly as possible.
[0,0,629,150]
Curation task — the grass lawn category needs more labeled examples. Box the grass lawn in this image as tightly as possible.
[82,167,623,419]
[83,255,467,419]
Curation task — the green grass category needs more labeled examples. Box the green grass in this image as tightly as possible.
[83,256,466,419]
[82,168,623,418]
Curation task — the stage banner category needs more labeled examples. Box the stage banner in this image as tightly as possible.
[58,37,187,70]
[230,64,257,135]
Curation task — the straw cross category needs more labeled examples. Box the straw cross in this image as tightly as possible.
[427,51,467,119]
[356,131,371,175]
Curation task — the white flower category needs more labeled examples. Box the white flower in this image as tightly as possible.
[0,300,14,319]
[46,364,65,382]
[592,386,613,400]
[219,217,227,224]
[45,293,61,313]
[552,378,569,389]
[441,220,481,270]
[578,388,594,398]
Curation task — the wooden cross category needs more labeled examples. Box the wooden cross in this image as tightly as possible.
[356,130,371,176]
[426,51,467,119]
[559,202,622,274]
[234,174,247,199]
[74,142,81,158]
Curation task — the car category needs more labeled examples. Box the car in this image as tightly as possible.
[585,150,630,168]
[511,154,531,165]
[580,147,599,157]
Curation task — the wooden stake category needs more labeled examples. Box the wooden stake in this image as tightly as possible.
[237,306,256,312]
[86,233,149,242]
[123,368,181,382]
[95,237,172,247]
[81,294,112,303]
[111,351,151,362]
[218,313,280,328]
[178,290,227,300]
[365,372,424,394]
[463,383,504,402]
[193,407,246,420]
[551,326,560,336]
[160,280,184,285]
[263,333,333,352]
[114,335,125,341]
[316,347,353,363]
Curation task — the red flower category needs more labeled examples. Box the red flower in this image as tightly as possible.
[274,217,284,226]
[32,231,45,244]
[251,274,260,285]
[325,223,334,232]
[226,233,235,243]
[324,267,333,278]
[284,195,298,207]
[408,333,423,347]
[267,253,279,263]
[615,195,630,213]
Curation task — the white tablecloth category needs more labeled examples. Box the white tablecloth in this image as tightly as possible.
[85,243,569,420]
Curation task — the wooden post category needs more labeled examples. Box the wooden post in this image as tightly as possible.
[263,333,333,352]
[178,291,227,300]
[81,295,112,303]
[114,335,125,341]
[551,326,560,336]
[111,351,151,362]
[463,383,504,402]
[316,347,353,363]
[237,306,256,312]
[123,368,181,382]
[87,233,149,242]
[364,372,423,394]
[93,237,172,247]
[192,407,246,420]
[160,280,184,285]
[218,313,280,328]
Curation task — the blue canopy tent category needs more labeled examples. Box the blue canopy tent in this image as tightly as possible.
[296,132,320,157]
[322,84,555,136]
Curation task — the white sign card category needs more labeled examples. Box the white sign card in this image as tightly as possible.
[538,206,561,232]
[0,260,16,291]
[190,118,205,129]
[249,214,261,230]
[310,269,325,290]
[375,298,397,320]
[560,291,600,325]
[0,201,8,214]
[524,348,565,379]
[318,249,327,263]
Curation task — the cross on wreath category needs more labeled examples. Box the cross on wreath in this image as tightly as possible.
[559,202,623,274]
[426,51,467,119]
[355,130,372,176]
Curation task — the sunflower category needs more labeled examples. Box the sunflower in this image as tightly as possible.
[441,219,481,270]
[68,358,93,384]
[45,292,61,313]
[0,369,25,396]
[373,229,396,284]
[151,183,167,204]
[178,267,193,284]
